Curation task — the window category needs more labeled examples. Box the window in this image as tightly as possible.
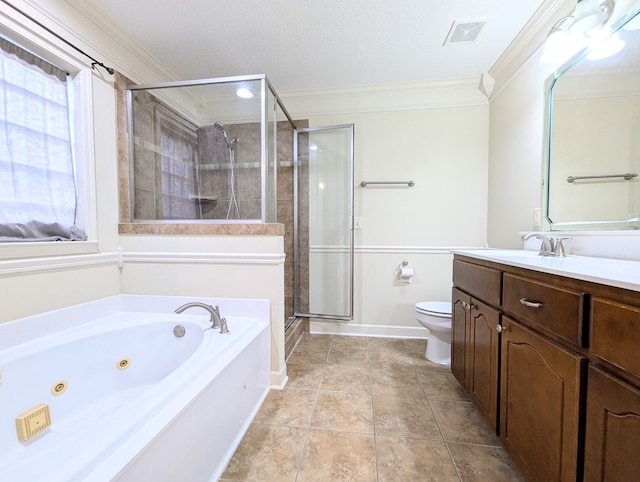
[0,37,86,242]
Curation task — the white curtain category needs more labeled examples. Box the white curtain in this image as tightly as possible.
[0,45,78,232]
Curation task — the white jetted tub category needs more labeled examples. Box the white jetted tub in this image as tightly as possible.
[0,295,271,482]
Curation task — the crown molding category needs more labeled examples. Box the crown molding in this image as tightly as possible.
[489,0,576,98]
[25,0,178,84]
[280,77,488,117]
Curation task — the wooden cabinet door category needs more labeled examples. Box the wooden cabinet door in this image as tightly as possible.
[451,287,471,392]
[584,365,640,482]
[500,316,584,482]
[469,298,500,432]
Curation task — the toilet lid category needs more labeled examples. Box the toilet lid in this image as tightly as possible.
[415,301,451,316]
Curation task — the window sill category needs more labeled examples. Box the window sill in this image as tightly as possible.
[0,241,99,260]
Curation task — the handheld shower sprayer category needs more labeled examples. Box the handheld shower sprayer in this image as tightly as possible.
[213,121,233,148]
[213,121,240,219]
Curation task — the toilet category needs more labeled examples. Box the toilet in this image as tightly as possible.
[415,301,452,365]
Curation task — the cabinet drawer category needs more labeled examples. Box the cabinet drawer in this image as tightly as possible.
[453,260,501,306]
[502,273,585,346]
[591,298,640,379]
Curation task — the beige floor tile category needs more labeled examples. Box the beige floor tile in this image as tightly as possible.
[297,429,377,481]
[368,349,418,367]
[449,443,524,482]
[311,391,373,433]
[327,345,370,366]
[369,361,416,378]
[430,400,500,445]
[226,335,524,481]
[287,345,330,365]
[220,423,307,482]
[320,364,371,393]
[375,435,460,482]
[330,335,370,350]
[373,395,443,440]
[407,350,452,368]
[285,363,327,390]
[419,371,470,401]
[371,366,426,399]
[367,337,407,352]
[297,333,333,349]
[403,338,428,354]
[253,389,317,427]
[413,358,456,374]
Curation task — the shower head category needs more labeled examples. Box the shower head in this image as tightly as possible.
[213,121,232,148]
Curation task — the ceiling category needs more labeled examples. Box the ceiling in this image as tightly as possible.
[75,0,546,92]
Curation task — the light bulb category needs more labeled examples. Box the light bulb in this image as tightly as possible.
[586,32,625,59]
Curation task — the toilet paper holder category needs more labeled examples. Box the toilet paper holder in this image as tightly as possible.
[396,260,409,272]
[396,260,414,283]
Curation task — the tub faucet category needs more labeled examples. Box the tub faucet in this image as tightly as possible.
[521,233,570,257]
[174,302,222,328]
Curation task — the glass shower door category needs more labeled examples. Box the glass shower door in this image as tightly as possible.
[294,125,354,320]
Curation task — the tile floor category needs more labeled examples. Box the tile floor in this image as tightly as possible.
[221,334,523,482]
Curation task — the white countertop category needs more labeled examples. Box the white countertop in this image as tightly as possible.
[453,249,640,293]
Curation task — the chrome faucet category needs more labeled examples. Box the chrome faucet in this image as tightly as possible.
[521,233,571,257]
[174,302,222,328]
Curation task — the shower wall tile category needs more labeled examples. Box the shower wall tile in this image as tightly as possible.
[277,166,293,201]
[118,177,131,222]
[134,188,155,220]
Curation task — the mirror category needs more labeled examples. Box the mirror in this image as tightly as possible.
[544,8,640,230]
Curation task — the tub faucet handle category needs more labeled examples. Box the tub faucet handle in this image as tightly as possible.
[219,318,230,334]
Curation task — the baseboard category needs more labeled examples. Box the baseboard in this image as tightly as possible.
[270,367,289,390]
[308,321,428,339]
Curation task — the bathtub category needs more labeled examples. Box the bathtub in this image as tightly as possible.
[0,295,271,482]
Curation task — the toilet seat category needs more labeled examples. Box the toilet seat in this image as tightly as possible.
[415,301,451,318]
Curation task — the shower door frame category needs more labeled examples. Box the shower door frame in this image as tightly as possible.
[293,124,355,321]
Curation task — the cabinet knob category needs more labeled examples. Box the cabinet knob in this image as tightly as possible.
[519,297,543,309]
[496,324,504,333]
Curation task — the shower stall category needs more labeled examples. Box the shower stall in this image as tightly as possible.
[127,75,289,222]
[125,74,354,326]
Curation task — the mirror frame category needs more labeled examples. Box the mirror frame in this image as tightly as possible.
[543,4,640,231]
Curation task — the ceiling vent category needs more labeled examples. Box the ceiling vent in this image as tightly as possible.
[443,20,487,46]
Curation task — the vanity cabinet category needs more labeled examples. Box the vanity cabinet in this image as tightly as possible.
[500,316,584,482]
[583,365,640,481]
[451,287,471,391]
[584,296,640,482]
[452,252,640,482]
[451,261,501,431]
[468,298,500,432]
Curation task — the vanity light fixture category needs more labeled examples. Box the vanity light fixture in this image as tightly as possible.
[540,0,617,64]
[586,31,625,59]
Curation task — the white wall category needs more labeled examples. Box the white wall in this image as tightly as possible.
[296,104,489,337]
[487,52,551,249]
